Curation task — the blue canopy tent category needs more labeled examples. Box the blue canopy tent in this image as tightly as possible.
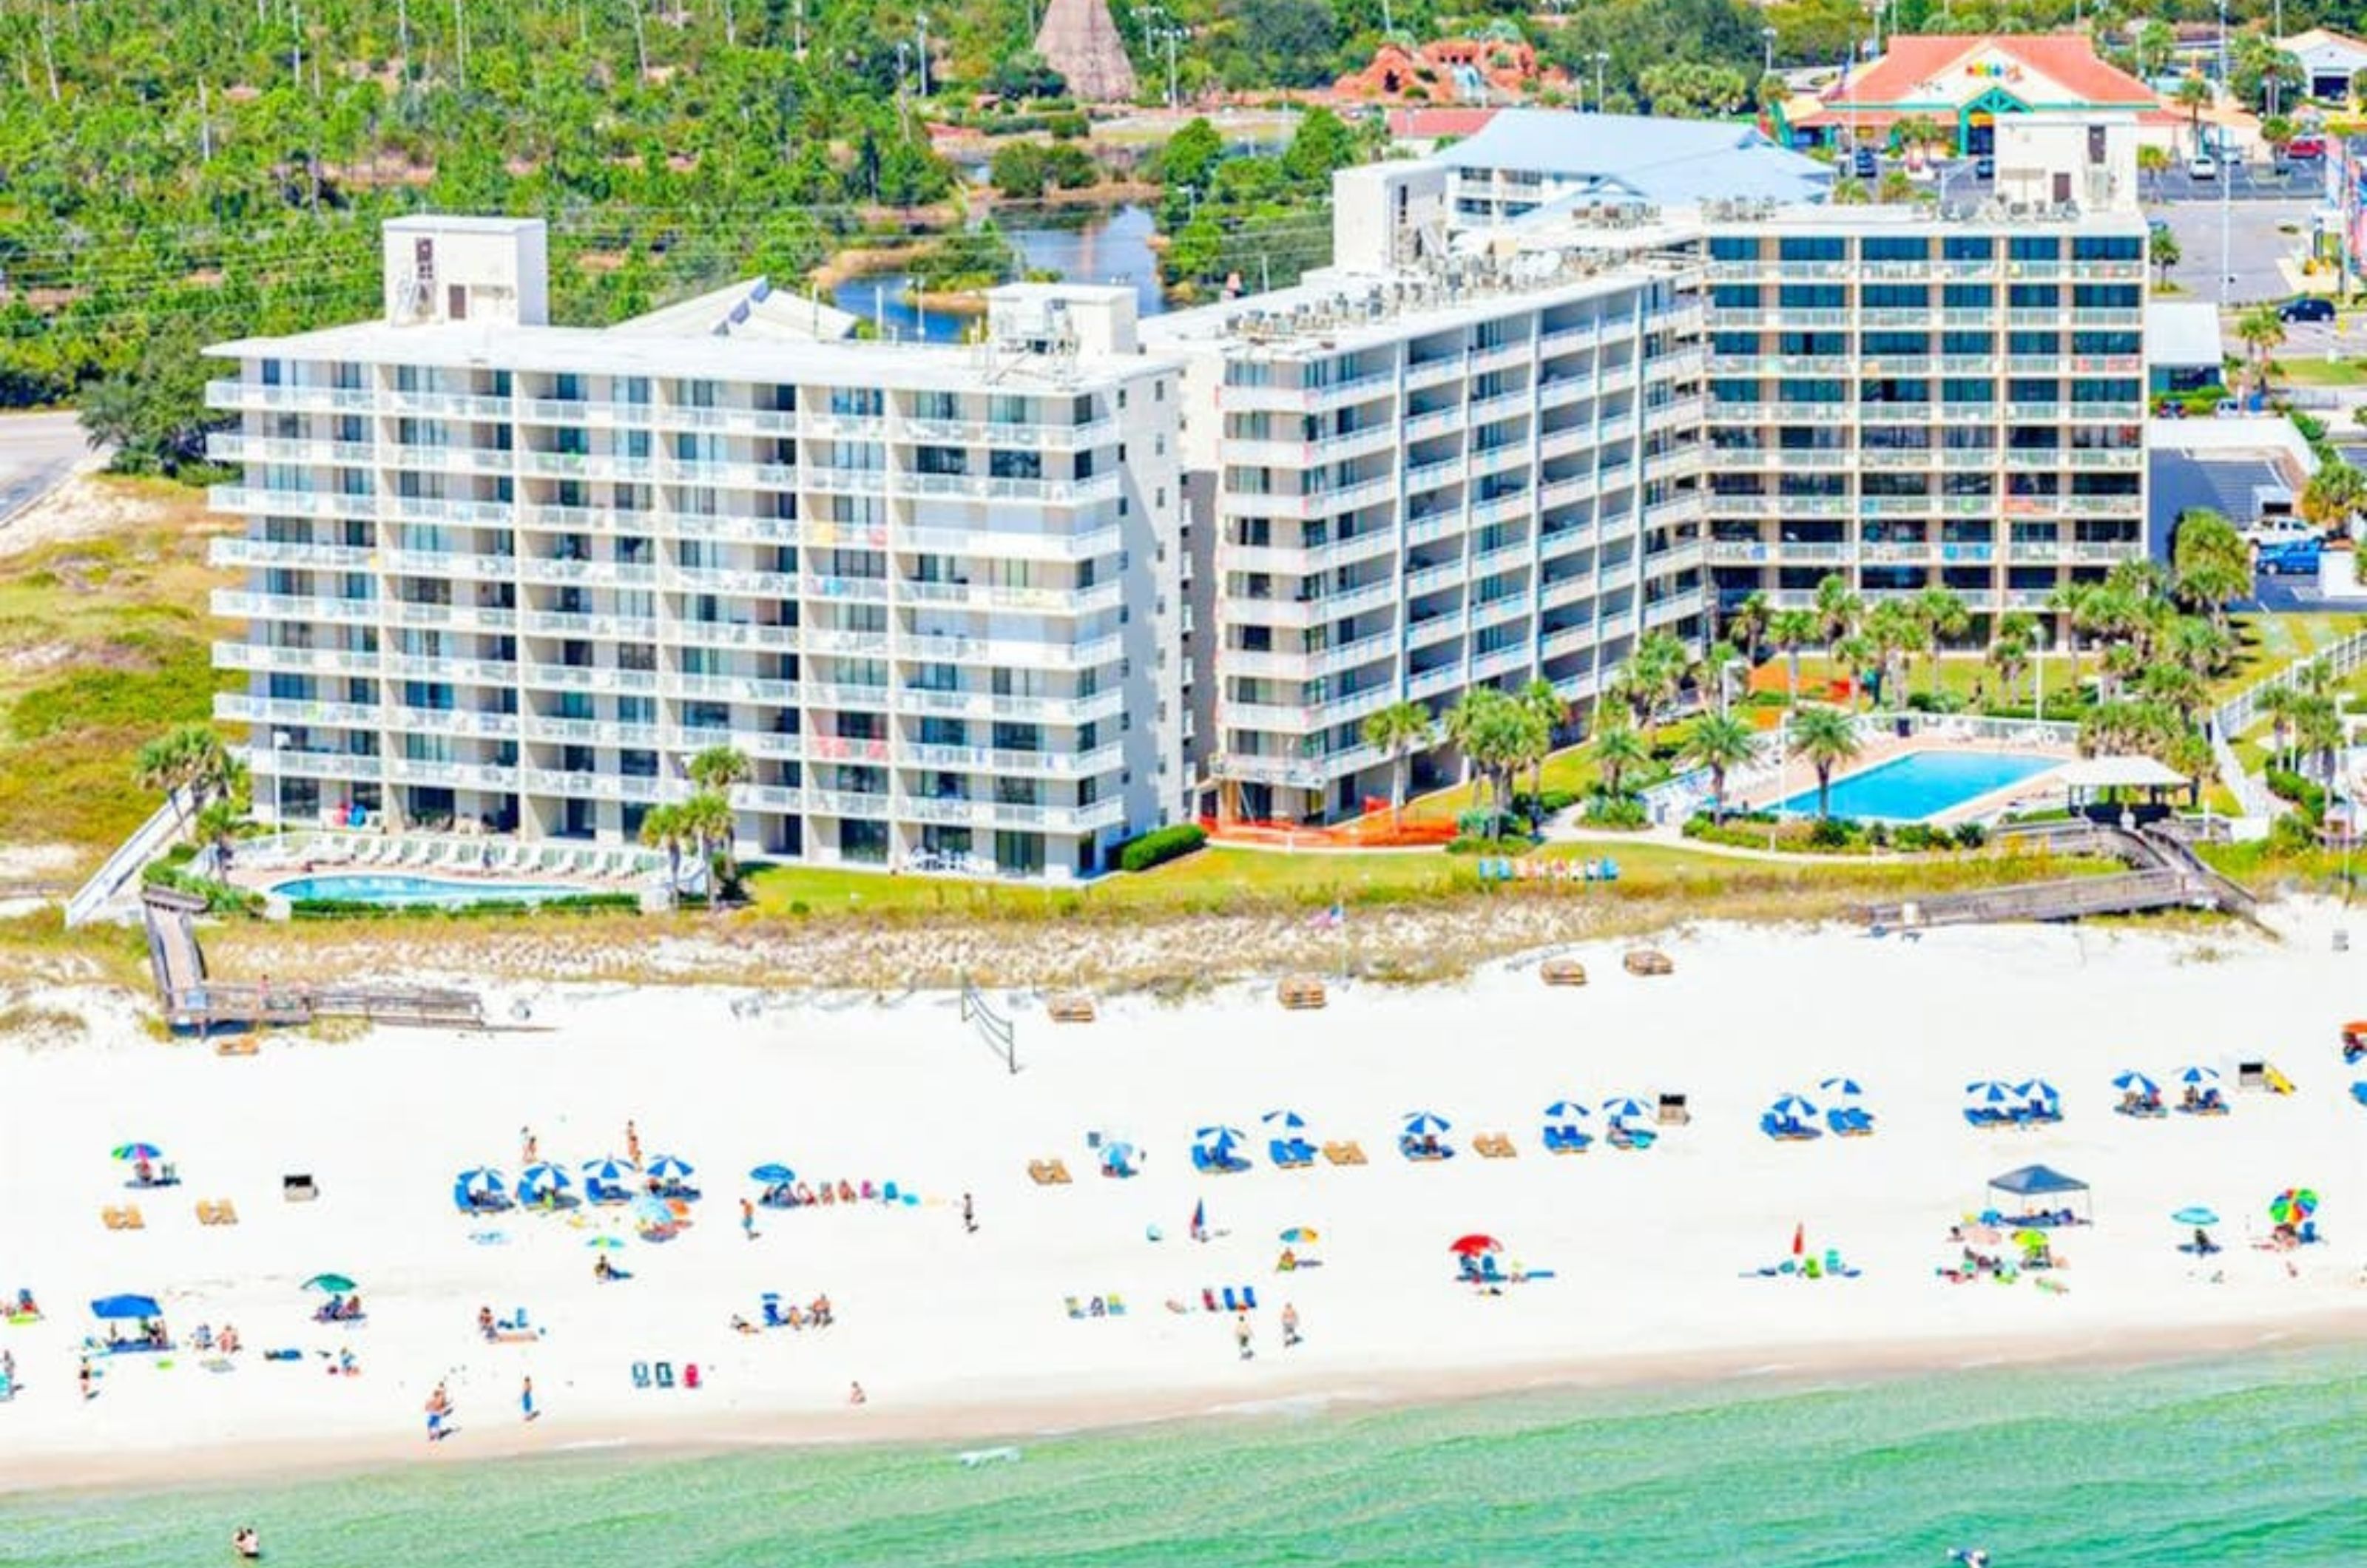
[1986,1163,2090,1223]
[91,1294,162,1320]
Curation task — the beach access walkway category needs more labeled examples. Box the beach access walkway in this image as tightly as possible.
[1861,820,2255,930]
[141,888,487,1033]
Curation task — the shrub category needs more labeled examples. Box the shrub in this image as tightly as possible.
[2269,810,2323,855]
[1951,821,1988,849]
[1894,822,1937,851]
[1445,834,1533,856]
[1116,822,1207,873]
[1806,817,1856,849]
[1582,793,1649,829]
[1867,821,1891,850]
[2264,767,2327,823]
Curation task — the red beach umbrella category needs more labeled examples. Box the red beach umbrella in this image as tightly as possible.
[1792,1222,1805,1257]
[1449,1234,1502,1257]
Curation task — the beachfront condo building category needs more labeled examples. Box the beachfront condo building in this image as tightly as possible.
[1147,117,2147,824]
[205,217,1188,879]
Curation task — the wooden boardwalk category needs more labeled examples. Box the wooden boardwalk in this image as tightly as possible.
[143,888,485,1033]
[1866,820,2252,930]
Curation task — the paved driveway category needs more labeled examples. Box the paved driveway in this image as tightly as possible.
[0,410,92,530]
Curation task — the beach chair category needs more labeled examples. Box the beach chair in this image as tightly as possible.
[1962,1107,2010,1129]
[1106,1293,1127,1317]
[1048,993,1097,1024]
[1476,1133,1516,1158]
[101,1206,124,1230]
[195,1200,217,1224]
[1321,1140,1367,1166]
[1220,1287,1241,1312]
[1623,948,1673,977]
[123,1205,145,1229]
[1539,957,1587,987]
[216,1035,259,1058]
[1277,976,1327,1010]
[1543,1126,1593,1154]
[212,1199,239,1225]
[1027,1161,1058,1185]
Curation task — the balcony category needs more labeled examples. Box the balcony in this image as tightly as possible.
[210,538,375,572]
[899,632,1125,671]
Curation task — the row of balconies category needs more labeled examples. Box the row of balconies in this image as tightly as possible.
[1705,354,2144,378]
[1706,539,2145,565]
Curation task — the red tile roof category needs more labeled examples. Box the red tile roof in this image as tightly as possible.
[1829,33,2158,109]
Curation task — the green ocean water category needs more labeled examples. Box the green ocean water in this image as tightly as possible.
[4,1348,2362,1566]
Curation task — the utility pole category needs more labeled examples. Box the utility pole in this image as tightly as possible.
[916,10,930,100]
[1593,52,1608,114]
[1762,26,1776,81]
[2219,0,2232,307]
[289,0,303,93]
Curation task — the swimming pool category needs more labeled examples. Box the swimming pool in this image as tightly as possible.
[269,874,590,908]
[1775,750,2059,822]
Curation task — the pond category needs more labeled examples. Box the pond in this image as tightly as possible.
[831,203,1164,344]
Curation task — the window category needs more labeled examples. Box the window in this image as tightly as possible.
[1777,236,1845,262]
[2008,236,2060,262]
[1943,285,1995,309]
[1863,236,1929,262]
[1709,235,1757,261]
[1942,235,1994,261]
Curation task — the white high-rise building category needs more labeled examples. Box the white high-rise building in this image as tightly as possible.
[206,217,1187,880]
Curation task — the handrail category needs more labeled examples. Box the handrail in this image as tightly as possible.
[64,797,186,928]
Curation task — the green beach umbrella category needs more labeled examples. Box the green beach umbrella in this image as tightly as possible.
[301,1274,357,1294]
[586,1236,626,1251]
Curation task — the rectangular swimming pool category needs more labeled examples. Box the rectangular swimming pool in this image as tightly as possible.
[1775,750,2058,822]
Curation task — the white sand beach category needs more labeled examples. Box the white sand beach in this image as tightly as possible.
[4,909,2366,1490]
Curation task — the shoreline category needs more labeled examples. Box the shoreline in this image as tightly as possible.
[7,1307,2362,1499]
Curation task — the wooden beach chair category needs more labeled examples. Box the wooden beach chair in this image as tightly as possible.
[101,1206,126,1230]
[1320,1140,1367,1166]
[1027,1160,1058,1185]
[1277,976,1328,1010]
[195,1200,217,1225]
[1623,948,1674,977]
[1047,994,1098,1024]
[121,1205,145,1229]
[216,1035,259,1058]
[210,1199,240,1226]
[1540,957,1588,987]
[1475,1133,1516,1158]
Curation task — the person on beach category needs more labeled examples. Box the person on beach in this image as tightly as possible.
[741,1197,757,1241]
[625,1120,641,1166]
[1235,1313,1254,1361]
[1281,1303,1301,1348]
[521,1376,537,1422]
[1,1347,14,1389]
[963,1192,976,1234]
[848,1381,867,1405]
[78,1354,92,1402]
[521,1126,538,1164]
[232,1526,261,1560]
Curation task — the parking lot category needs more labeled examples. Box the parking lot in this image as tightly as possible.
[2147,197,2315,306]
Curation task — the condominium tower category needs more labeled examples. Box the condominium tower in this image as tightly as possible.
[206,217,1186,879]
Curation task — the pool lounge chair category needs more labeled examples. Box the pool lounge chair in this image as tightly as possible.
[1542,1125,1593,1154]
[1397,1136,1454,1162]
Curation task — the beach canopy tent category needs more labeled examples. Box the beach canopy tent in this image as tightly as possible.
[91,1294,161,1319]
[1988,1163,2091,1220]
[2059,754,2191,822]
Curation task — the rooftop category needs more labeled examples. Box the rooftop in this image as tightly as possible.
[2144,301,2224,369]
[1436,109,1834,206]
[1824,33,2158,107]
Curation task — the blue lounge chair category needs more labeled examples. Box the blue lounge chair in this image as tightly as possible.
[1542,1126,1593,1154]
[1220,1287,1240,1312]
[2351,1081,2367,1109]
[631,1362,652,1388]
[1963,1106,2008,1129]
[1241,1285,1258,1310]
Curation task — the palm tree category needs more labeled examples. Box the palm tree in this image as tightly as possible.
[2148,223,2180,288]
[1812,573,1862,663]
[1360,700,1435,828]
[688,743,752,794]
[1685,711,1760,824]
[1987,629,2030,709]
[1624,631,1689,748]
[1725,589,1772,670]
[1445,688,1528,836]
[1788,704,1862,820]
[134,723,234,822]
[1592,718,1650,802]
[2046,582,2093,701]
[1770,609,1817,704]
[1865,598,1923,710]
[1832,633,1877,713]
[2259,681,2302,773]
[1517,677,1567,806]
[2137,141,2171,200]
[676,789,738,910]
[2174,74,2212,149]
[639,802,691,896]
[2236,303,2287,393]
[2299,462,2363,539]
[2171,507,2253,629]
[1702,638,1743,714]
[1914,587,1971,698]
[193,797,243,876]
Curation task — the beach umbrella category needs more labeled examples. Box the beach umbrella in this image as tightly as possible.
[2014,1079,2060,1101]
[1448,1234,1501,1257]
[519,1163,572,1192]
[2111,1070,2159,1095]
[2171,1206,2220,1227]
[2178,1066,2221,1085]
[629,1193,675,1226]
[1791,1222,1805,1257]
[456,1166,506,1196]
[585,1236,626,1251]
[646,1155,695,1182]
[581,1156,639,1183]
[2012,1229,2048,1250]
[1193,1125,1245,1147]
[90,1294,162,1320]
[749,1163,796,1184]
[1769,1093,1820,1120]
[1101,1141,1137,1167]
[1817,1078,1863,1098]
[2269,1188,2320,1225]
[300,1274,357,1294]
[1402,1112,1451,1135]
[1542,1101,1592,1122]
[110,1142,163,1163]
[1189,1198,1206,1235]
[1600,1096,1648,1121]
[1280,1226,1319,1245]
[1261,1109,1307,1129]
[1964,1080,2013,1103]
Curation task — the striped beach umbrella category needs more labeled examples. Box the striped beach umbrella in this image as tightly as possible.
[646,1155,695,1182]
[2112,1071,2159,1095]
[581,1156,639,1183]
[1402,1112,1451,1135]
[1769,1093,1820,1121]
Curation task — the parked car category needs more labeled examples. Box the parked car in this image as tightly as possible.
[2189,154,2218,179]
[1852,147,1877,178]
[2288,135,2327,159]
[1973,154,1995,178]
[2280,296,2336,322]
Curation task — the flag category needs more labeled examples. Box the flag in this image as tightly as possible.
[1308,901,1345,932]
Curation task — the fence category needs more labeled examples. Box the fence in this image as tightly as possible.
[2211,626,2367,741]
[64,798,186,928]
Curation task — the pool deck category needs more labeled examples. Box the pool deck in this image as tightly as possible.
[1730,734,2077,827]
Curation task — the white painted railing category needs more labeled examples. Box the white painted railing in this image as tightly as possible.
[2212,627,2367,740]
[63,799,186,928]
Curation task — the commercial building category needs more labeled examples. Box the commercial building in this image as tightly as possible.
[1777,33,2167,156]
[1438,110,1833,227]
[206,217,1187,878]
[2278,28,2367,102]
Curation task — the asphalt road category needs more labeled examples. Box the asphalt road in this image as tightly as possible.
[2147,197,2315,306]
[0,410,90,532]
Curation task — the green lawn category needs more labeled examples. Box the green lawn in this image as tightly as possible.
[2266,356,2367,388]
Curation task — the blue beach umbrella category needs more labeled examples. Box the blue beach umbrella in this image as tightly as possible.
[1769,1093,1820,1121]
[2014,1079,2060,1102]
[2172,1206,2220,1227]
[91,1294,162,1320]
[2178,1066,2221,1085]
[1261,1109,1307,1129]
[519,1162,572,1192]
[1194,1125,1245,1147]
[581,1156,640,1184]
[1817,1078,1863,1098]
[110,1142,163,1163]
[629,1194,675,1229]
[1402,1112,1451,1135]
[1102,1140,1137,1167]
[585,1236,626,1251]
[2112,1070,2160,1095]
[1542,1101,1592,1123]
[1601,1096,1648,1121]
[749,1163,797,1184]
[646,1155,695,1182]
[1965,1080,2013,1103]
[456,1166,506,1196]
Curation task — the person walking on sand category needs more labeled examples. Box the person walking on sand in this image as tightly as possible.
[521,1126,538,1164]
[740,1197,757,1242]
[521,1375,538,1423]
[624,1119,641,1166]
[848,1381,868,1406]
[1281,1302,1301,1348]
[1235,1312,1254,1361]
[78,1354,92,1402]
[962,1192,976,1235]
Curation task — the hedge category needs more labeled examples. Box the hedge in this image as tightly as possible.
[1117,823,1206,873]
[288,893,640,921]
